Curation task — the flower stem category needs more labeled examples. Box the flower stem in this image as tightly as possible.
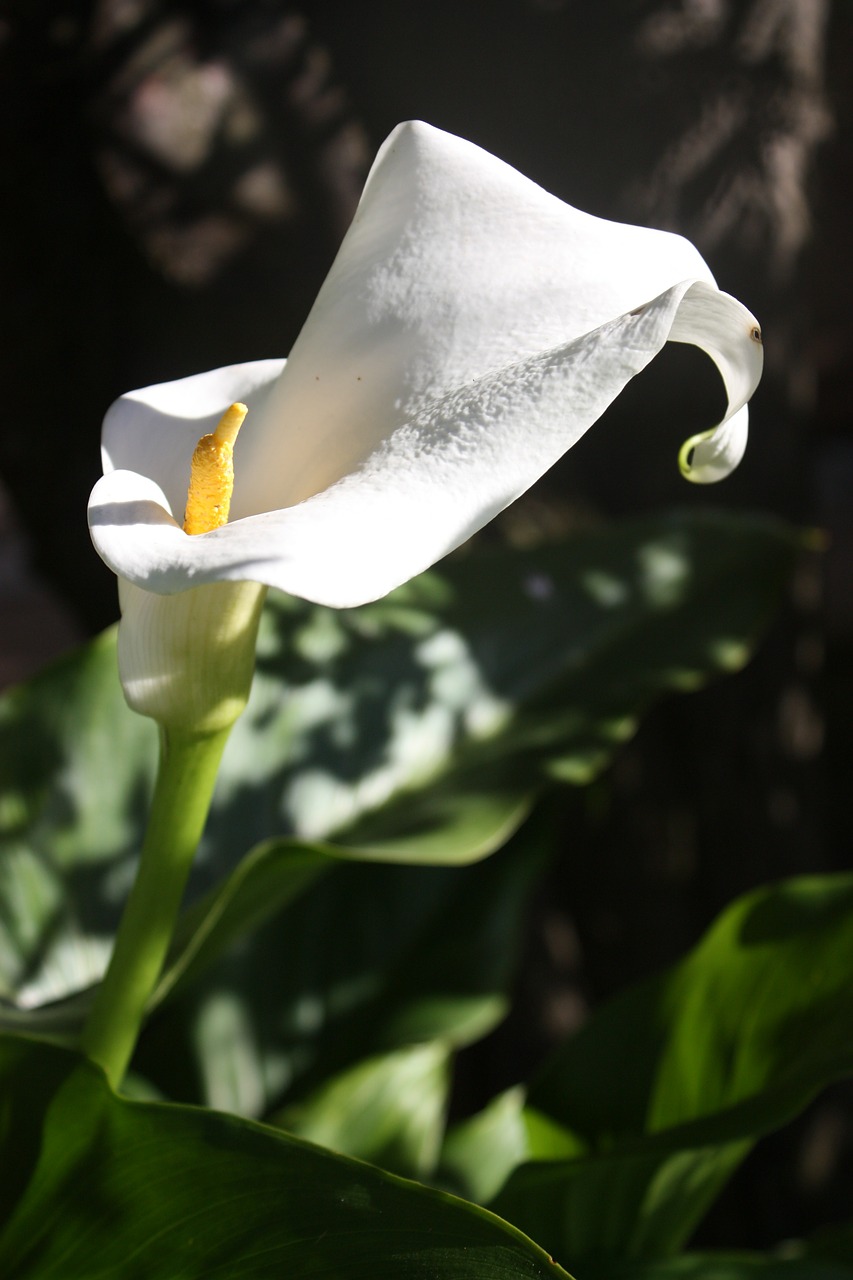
[80,725,231,1089]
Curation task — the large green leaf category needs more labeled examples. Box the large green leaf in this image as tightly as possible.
[443,876,853,1266]
[0,1034,571,1280]
[0,512,797,1021]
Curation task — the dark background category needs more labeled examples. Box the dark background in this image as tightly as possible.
[1,0,851,1249]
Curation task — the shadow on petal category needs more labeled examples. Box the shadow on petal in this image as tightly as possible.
[89,498,181,532]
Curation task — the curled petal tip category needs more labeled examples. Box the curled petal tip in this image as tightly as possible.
[678,403,750,486]
[678,429,713,483]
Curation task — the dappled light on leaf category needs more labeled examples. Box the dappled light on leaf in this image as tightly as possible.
[0,512,796,1028]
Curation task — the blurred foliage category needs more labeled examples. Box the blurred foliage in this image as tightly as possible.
[0,511,796,1026]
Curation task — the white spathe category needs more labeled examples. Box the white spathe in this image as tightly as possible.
[89,120,763,613]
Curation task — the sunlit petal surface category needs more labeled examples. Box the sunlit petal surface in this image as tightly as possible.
[90,122,763,609]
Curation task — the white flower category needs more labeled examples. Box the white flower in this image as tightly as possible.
[88,121,762,728]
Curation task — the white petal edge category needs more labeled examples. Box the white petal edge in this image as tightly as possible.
[89,277,761,609]
[101,359,286,521]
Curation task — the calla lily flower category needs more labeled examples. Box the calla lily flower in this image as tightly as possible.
[88,121,762,730]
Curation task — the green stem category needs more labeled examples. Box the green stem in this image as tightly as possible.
[80,725,231,1089]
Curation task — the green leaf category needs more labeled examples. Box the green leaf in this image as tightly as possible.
[273,1040,452,1179]
[0,512,797,1024]
[0,1034,572,1280]
[441,1087,584,1206]
[151,837,337,1009]
[451,875,853,1265]
[530,874,853,1139]
[138,821,551,1118]
[0,629,156,1007]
